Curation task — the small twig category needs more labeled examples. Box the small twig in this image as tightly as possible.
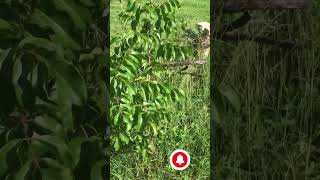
[84,123,99,135]
[81,125,89,138]
[222,11,251,32]
[221,32,300,48]
[178,72,204,77]
[161,60,207,67]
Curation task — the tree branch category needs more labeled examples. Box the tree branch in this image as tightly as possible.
[221,32,300,49]
[213,0,311,13]
[178,72,204,77]
[161,60,207,67]
[222,11,251,32]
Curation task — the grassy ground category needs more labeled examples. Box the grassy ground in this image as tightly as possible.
[110,0,210,179]
[110,0,210,35]
[212,2,320,179]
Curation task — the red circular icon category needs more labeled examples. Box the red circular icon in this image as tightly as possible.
[169,149,190,171]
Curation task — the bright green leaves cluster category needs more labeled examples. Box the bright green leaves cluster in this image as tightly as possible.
[120,0,181,33]
[157,43,193,61]
[0,0,108,179]
[111,52,179,151]
[110,0,189,156]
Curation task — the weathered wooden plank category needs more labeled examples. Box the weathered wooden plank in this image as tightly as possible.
[214,0,311,12]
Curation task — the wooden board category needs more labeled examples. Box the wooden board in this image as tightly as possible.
[213,0,311,12]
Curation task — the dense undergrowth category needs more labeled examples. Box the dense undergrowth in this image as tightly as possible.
[212,1,320,179]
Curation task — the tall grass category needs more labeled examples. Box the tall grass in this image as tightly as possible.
[212,2,320,179]
[111,64,210,179]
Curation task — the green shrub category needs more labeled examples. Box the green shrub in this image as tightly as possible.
[110,0,194,158]
[0,1,108,179]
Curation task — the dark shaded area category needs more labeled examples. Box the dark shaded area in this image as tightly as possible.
[211,0,320,179]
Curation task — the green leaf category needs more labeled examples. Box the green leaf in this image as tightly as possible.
[113,111,120,126]
[0,139,22,176]
[54,61,87,105]
[119,133,130,144]
[140,87,147,101]
[34,135,72,168]
[18,36,57,51]
[135,112,143,131]
[41,169,62,180]
[60,168,74,180]
[12,54,22,84]
[127,55,139,72]
[52,0,86,30]
[131,19,138,31]
[0,48,11,71]
[126,82,135,95]
[142,148,147,160]
[179,47,185,60]
[68,136,99,168]
[41,158,64,169]
[31,63,38,87]
[41,168,73,180]
[0,18,14,32]
[113,137,120,151]
[125,120,133,132]
[119,64,135,78]
[90,160,107,180]
[79,53,94,62]
[30,9,80,50]
[160,4,167,14]
[33,115,63,134]
[28,139,52,158]
[14,161,32,180]
[149,122,158,136]
[32,53,87,106]
[95,81,108,113]
[32,54,87,130]
[12,54,23,106]
[175,0,182,8]
[127,0,137,12]
[164,2,172,12]
[172,89,180,102]
[111,37,121,45]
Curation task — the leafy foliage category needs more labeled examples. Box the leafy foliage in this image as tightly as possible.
[110,0,194,157]
[0,0,108,179]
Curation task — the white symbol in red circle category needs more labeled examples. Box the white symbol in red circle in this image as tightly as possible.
[169,149,190,171]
